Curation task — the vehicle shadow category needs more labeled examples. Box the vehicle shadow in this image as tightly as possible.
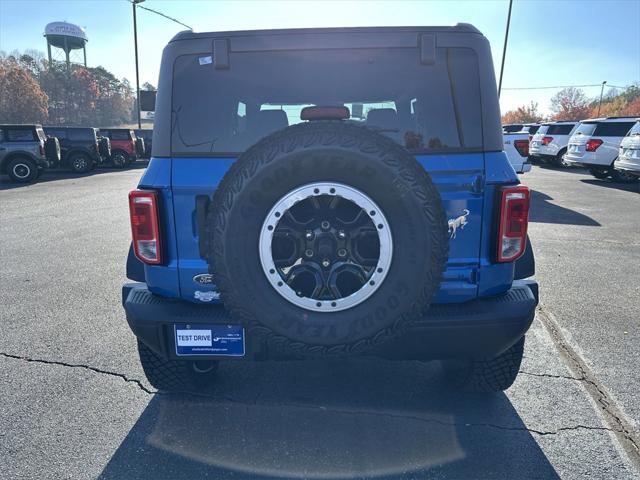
[0,161,148,191]
[529,189,601,226]
[579,179,640,193]
[530,164,588,175]
[98,359,559,479]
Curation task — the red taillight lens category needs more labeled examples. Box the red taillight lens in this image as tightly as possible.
[129,190,163,265]
[586,139,603,152]
[496,185,530,263]
[513,139,529,157]
[542,136,553,146]
[528,134,533,142]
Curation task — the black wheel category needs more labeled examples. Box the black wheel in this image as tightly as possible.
[589,168,610,179]
[69,153,92,173]
[611,169,638,183]
[137,340,218,392]
[549,149,566,167]
[205,121,448,356]
[7,156,38,183]
[443,337,525,392]
[111,150,127,169]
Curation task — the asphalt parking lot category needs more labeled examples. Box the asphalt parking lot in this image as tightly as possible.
[0,165,638,479]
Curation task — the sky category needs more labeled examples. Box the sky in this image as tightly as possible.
[1,0,639,115]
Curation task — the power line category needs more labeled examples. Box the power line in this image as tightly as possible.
[503,83,628,91]
[125,1,192,30]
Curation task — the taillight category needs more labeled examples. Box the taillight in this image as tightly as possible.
[542,136,553,146]
[496,185,530,263]
[528,134,533,142]
[129,190,163,265]
[586,139,603,152]
[513,139,529,157]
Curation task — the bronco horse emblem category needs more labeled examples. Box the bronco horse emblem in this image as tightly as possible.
[448,209,470,239]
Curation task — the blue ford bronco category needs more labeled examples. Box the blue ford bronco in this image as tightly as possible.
[123,24,538,392]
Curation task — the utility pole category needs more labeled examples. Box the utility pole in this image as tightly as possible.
[597,81,607,117]
[498,0,513,98]
[132,0,144,129]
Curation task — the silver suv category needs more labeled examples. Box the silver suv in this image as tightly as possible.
[0,124,59,183]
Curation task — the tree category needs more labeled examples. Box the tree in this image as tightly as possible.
[501,101,544,124]
[0,57,48,123]
[621,97,640,116]
[549,87,590,121]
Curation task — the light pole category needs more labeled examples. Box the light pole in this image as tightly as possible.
[597,81,607,117]
[498,0,514,98]
[132,0,144,129]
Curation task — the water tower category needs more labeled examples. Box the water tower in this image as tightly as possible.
[44,22,88,69]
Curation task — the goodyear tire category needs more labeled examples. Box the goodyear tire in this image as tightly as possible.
[205,122,448,356]
[137,340,218,392]
[443,337,525,392]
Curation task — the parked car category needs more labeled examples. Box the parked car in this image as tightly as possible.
[563,117,637,181]
[43,126,104,173]
[99,129,142,167]
[503,125,537,173]
[134,128,152,158]
[123,25,538,394]
[0,124,60,183]
[613,119,640,178]
[529,121,578,166]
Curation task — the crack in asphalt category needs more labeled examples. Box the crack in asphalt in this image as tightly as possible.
[0,350,624,439]
[536,306,640,464]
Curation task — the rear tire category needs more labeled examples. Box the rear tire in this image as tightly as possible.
[442,337,525,392]
[589,168,610,179]
[111,150,127,169]
[69,153,92,173]
[137,340,218,392]
[7,156,38,183]
[550,149,566,167]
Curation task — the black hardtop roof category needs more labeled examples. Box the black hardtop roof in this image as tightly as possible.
[44,126,97,131]
[100,128,134,132]
[1,124,42,128]
[170,24,481,43]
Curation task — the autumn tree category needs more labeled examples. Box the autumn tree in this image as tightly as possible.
[0,57,48,123]
[549,87,590,121]
[501,101,544,124]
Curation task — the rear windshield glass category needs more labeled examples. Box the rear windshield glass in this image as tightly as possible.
[593,122,635,137]
[536,125,549,135]
[573,123,597,136]
[528,125,540,134]
[502,125,523,133]
[171,47,483,155]
[547,124,574,135]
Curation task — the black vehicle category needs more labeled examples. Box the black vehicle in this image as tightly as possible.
[134,128,152,158]
[1,124,60,183]
[43,126,104,173]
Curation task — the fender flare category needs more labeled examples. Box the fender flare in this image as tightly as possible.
[514,235,535,279]
[126,243,145,282]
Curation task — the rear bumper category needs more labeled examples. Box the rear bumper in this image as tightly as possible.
[123,280,538,361]
[614,157,640,174]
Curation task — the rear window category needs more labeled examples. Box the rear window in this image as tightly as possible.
[503,125,523,133]
[171,47,483,155]
[5,128,36,142]
[547,124,574,135]
[528,125,540,134]
[68,129,96,141]
[574,123,597,136]
[627,121,640,136]
[593,122,635,137]
[536,125,549,135]
[107,130,132,141]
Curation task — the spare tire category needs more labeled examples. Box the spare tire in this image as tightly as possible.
[135,137,145,158]
[98,136,111,158]
[205,122,448,356]
[45,137,61,164]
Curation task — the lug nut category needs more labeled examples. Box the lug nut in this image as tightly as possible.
[337,248,347,257]
[305,249,314,257]
[338,230,346,239]
[322,259,330,268]
[321,221,330,230]
[305,231,314,240]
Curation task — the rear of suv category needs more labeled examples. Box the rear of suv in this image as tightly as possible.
[502,124,539,173]
[529,121,578,166]
[0,124,60,183]
[99,128,143,167]
[564,117,637,181]
[614,119,640,178]
[43,126,104,173]
[122,25,538,394]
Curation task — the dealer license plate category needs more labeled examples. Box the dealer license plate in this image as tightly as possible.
[174,324,245,356]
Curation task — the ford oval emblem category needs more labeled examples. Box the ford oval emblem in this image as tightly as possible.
[193,274,214,285]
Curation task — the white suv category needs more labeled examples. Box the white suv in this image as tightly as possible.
[502,124,540,174]
[563,117,637,181]
[529,121,578,166]
[614,119,640,178]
